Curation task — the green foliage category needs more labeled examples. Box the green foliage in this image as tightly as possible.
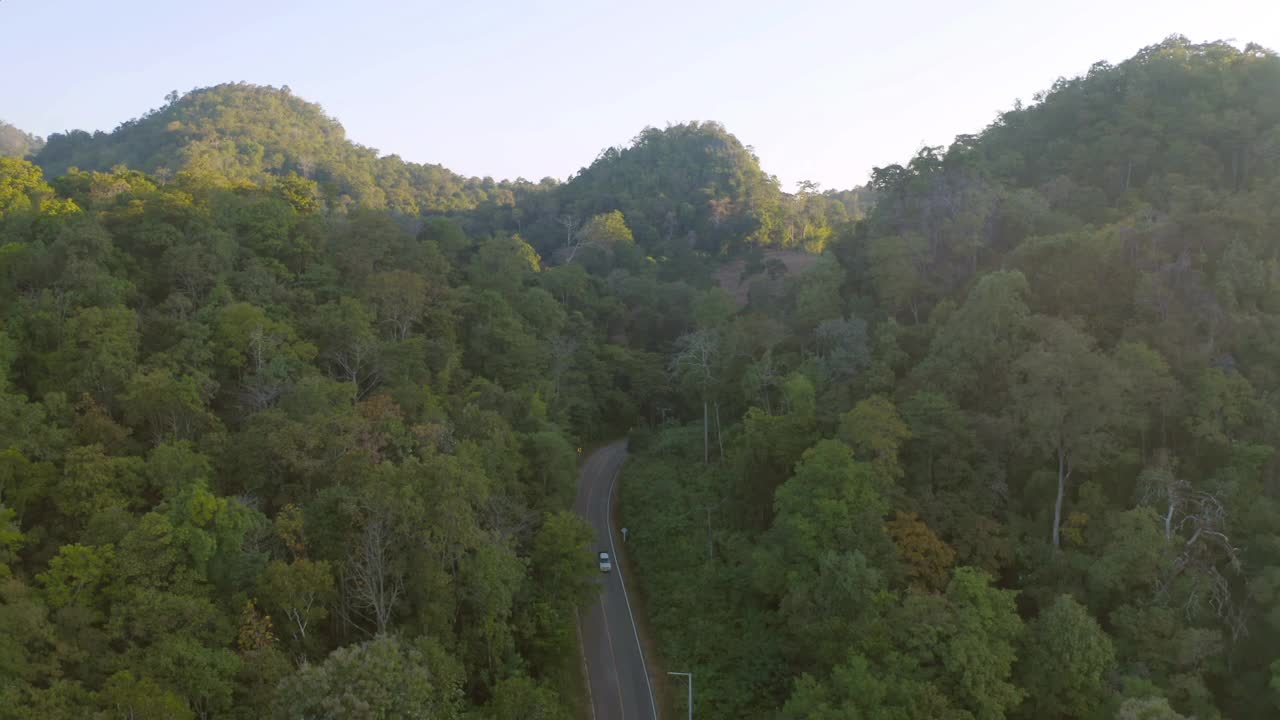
[781,654,942,720]
[1017,594,1116,719]
[98,671,194,720]
[485,675,570,720]
[619,36,1280,720]
[555,122,785,254]
[271,635,464,720]
[759,439,893,595]
[933,567,1025,719]
[0,108,645,716]
[36,84,489,214]
[5,35,1280,720]
[838,395,911,481]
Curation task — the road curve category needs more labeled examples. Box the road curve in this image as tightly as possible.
[575,441,658,720]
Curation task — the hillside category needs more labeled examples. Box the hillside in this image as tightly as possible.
[534,122,869,255]
[32,90,867,258]
[0,121,43,159]
[34,83,491,215]
[622,36,1280,720]
[3,32,1280,720]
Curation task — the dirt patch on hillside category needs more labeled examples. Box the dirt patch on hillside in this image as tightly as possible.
[716,250,820,308]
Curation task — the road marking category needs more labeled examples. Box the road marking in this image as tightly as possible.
[606,457,660,720]
[575,607,597,720]
[598,595,627,719]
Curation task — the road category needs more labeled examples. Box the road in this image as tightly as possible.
[575,441,658,720]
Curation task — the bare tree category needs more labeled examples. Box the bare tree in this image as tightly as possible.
[670,330,721,464]
[743,351,781,414]
[326,334,382,403]
[556,213,580,257]
[366,271,429,341]
[547,335,579,399]
[239,325,290,413]
[707,197,733,227]
[342,510,403,636]
[1140,451,1243,627]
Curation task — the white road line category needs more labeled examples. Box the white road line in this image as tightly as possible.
[575,607,597,720]
[606,456,659,720]
[598,595,627,718]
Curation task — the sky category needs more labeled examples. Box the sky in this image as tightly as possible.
[2,1,1278,191]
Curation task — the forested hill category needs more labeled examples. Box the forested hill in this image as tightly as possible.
[855,37,1280,322]
[546,122,871,254]
[0,121,43,159]
[33,83,490,215]
[620,36,1280,720]
[4,32,1280,720]
[491,122,872,257]
[31,84,868,257]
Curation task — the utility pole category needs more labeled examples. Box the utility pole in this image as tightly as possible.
[668,671,692,720]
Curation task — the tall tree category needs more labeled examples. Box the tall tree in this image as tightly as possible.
[1010,318,1122,548]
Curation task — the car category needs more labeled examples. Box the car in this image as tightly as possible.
[598,551,612,572]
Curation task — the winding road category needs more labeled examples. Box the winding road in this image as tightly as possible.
[575,441,659,720]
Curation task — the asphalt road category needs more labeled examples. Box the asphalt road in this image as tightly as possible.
[575,441,658,720]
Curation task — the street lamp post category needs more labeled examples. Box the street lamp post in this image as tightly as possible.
[667,671,692,720]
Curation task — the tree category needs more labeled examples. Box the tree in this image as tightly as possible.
[0,157,52,215]
[562,210,633,263]
[517,511,596,669]
[1017,594,1116,719]
[343,506,402,636]
[213,302,315,412]
[781,654,945,720]
[0,505,22,578]
[486,675,568,720]
[120,369,217,445]
[779,549,884,670]
[365,270,430,341]
[793,254,846,332]
[308,298,382,402]
[838,395,911,482]
[259,559,334,647]
[0,122,44,160]
[1112,341,1178,454]
[935,567,1025,719]
[52,307,140,402]
[901,391,976,491]
[1010,318,1122,548]
[868,233,927,323]
[96,671,193,720]
[758,440,894,600]
[887,512,956,592]
[734,379,816,529]
[37,543,116,610]
[913,270,1032,409]
[670,329,721,464]
[467,235,541,297]
[271,635,464,720]
[1116,697,1188,720]
[53,445,144,526]
[813,317,870,388]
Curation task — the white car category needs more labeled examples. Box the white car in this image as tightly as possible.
[598,551,612,572]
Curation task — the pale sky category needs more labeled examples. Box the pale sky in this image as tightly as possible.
[2,1,1277,191]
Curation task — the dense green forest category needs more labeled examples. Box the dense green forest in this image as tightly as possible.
[2,33,1279,720]
[623,37,1280,720]
[0,96,732,717]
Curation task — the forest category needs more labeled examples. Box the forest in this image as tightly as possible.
[1,34,1279,719]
